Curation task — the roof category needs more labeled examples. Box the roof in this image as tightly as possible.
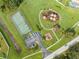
[25,32,42,48]
[12,12,31,35]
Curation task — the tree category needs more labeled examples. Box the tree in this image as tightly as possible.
[36,24,43,31]
[0,43,1,48]
[0,0,24,12]
[54,43,79,59]
[65,28,76,37]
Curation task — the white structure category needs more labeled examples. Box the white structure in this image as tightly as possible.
[12,12,31,35]
[70,0,79,8]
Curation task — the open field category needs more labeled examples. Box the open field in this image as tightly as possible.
[0,0,79,59]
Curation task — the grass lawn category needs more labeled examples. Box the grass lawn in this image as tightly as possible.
[59,0,71,6]
[26,52,42,59]
[0,11,40,59]
[0,0,79,59]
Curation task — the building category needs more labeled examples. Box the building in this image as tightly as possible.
[12,12,31,35]
[12,12,43,49]
[25,33,36,48]
[25,32,42,48]
[45,33,52,41]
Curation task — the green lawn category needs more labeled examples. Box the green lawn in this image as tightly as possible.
[0,0,79,59]
[59,0,71,6]
[0,12,41,59]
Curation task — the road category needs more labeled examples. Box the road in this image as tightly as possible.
[44,36,79,59]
